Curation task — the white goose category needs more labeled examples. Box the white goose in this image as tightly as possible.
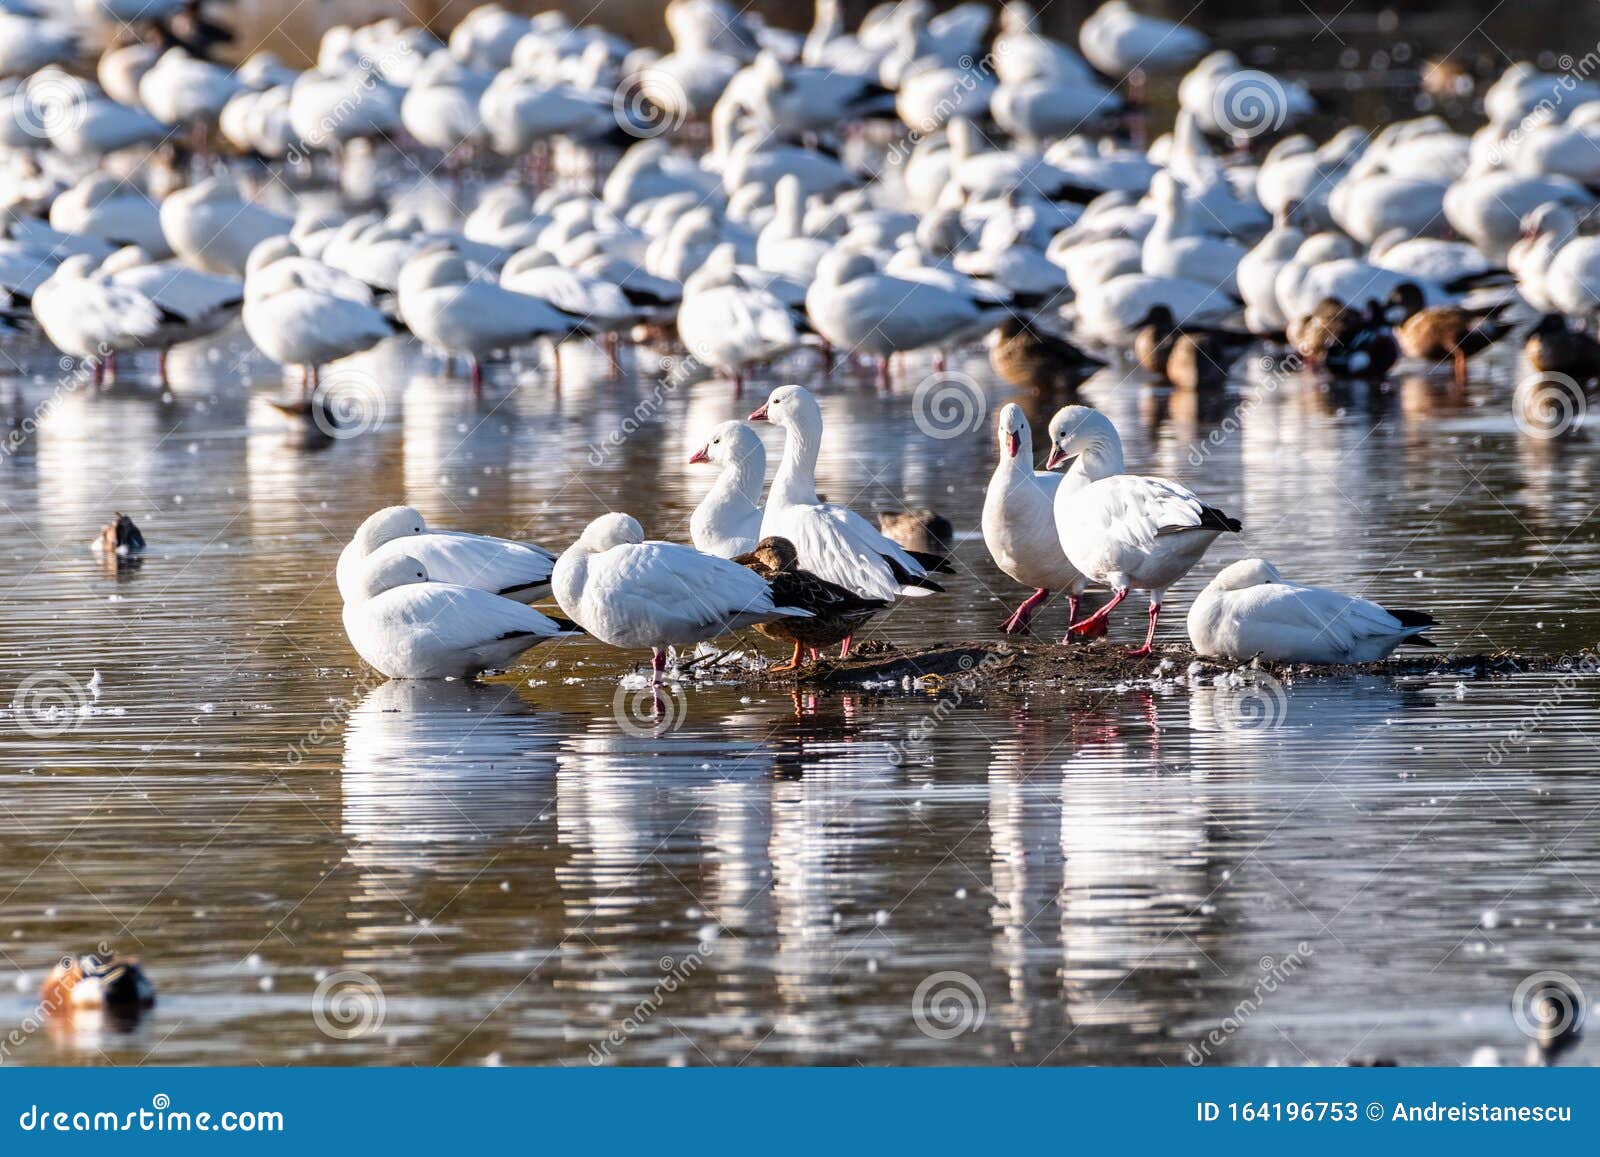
[676,244,799,386]
[49,176,170,258]
[396,248,587,386]
[982,404,1088,635]
[344,554,574,680]
[1188,558,1436,664]
[1046,405,1240,656]
[337,506,557,606]
[1079,1,1208,77]
[30,254,162,382]
[551,512,812,682]
[159,177,293,276]
[93,246,244,380]
[750,384,942,617]
[244,255,395,385]
[688,419,766,558]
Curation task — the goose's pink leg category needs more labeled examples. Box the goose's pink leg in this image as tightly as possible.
[1064,587,1129,642]
[839,635,853,659]
[651,648,667,684]
[1125,601,1162,658]
[1001,588,1050,634]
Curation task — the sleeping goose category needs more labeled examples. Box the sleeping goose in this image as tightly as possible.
[337,506,558,606]
[551,512,814,683]
[344,554,575,680]
[749,384,944,630]
[1188,558,1436,663]
[30,254,162,383]
[689,419,766,558]
[1046,405,1240,655]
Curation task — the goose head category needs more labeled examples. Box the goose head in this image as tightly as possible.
[246,233,299,277]
[747,382,820,431]
[1044,404,1123,473]
[358,552,429,600]
[352,505,427,557]
[1206,557,1284,592]
[574,512,645,553]
[995,402,1029,460]
[689,418,763,469]
[398,247,470,295]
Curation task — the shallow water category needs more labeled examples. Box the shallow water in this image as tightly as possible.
[1,312,1598,1067]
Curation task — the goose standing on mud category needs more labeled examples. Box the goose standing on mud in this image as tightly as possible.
[1047,405,1241,655]
[1188,558,1436,663]
[982,404,1089,635]
[689,419,766,558]
[344,554,576,680]
[337,506,558,605]
[749,385,943,639]
[551,512,814,683]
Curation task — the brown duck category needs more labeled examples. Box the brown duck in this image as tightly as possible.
[1390,286,1512,384]
[733,537,888,671]
[1526,314,1600,384]
[987,315,1106,392]
[1134,306,1250,388]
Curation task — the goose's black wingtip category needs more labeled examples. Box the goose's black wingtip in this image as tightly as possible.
[1385,607,1437,630]
[1200,506,1243,533]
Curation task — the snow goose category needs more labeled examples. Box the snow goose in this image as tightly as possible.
[344,553,574,680]
[401,53,492,153]
[0,14,77,77]
[676,244,798,386]
[1178,51,1312,138]
[396,248,588,386]
[93,245,244,380]
[1443,171,1592,260]
[449,4,534,69]
[551,511,812,682]
[1236,222,1305,335]
[994,1,1098,86]
[49,176,169,258]
[804,247,1009,382]
[1046,405,1240,655]
[1076,272,1235,345]
[499,247,636,335]
[749,384,943,620]
[755,175,830,284]
[689,419,766,558]
[97,41,160,107]
[1513,202,1581,313]
[983,404,1088,635]
[721,49,893,136]
[337,505,557,606]
[1187,558,1436,664]
[991,74,1121,142]
[30,254,162,383]
[137,48,241,130]
[1079,1,1208,79]
[733,536,887,670]
[243,255,395,385]
[159,177,293,276]
[1141,171,1246,296]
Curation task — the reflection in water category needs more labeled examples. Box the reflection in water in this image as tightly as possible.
[0,306,1598,1066]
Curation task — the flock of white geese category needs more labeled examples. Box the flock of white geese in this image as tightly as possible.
[17,0,1592,683]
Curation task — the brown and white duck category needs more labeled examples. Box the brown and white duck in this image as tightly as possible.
[733,536,889,671]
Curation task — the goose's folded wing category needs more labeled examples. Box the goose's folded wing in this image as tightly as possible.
[1227,583,1403,660]
[1096,476,1210,552]
[114,263,243,322]
[390,583,566,642]
[407,533,556,596]
[781,506,902,599]
[599,542,781,635]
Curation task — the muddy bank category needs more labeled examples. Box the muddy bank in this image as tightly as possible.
[723,640,1597,694]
